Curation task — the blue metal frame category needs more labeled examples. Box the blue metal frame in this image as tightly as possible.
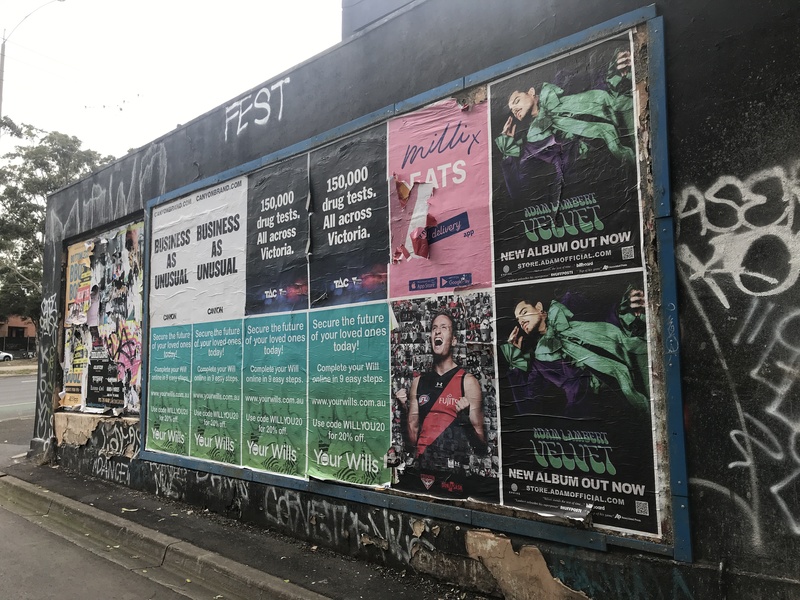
[648,16,693,563]
[139,5,691,561]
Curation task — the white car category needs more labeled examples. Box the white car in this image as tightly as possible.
[0,351,13,361]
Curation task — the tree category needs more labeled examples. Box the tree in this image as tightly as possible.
[0,120,114,333]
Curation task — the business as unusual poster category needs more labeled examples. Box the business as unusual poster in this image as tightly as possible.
[148,178,247,459]
[490,38,642,284]
[388,99,492,296]
[308,125,389,307]
[496,271,658,535]
[390,292,499,501]
[149,176,247,325]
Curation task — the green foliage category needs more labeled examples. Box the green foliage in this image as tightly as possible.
[0,120,114,331]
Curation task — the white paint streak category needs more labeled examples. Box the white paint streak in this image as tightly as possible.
[678,263,763,549]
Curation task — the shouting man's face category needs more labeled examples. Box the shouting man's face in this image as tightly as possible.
[431,314,454,360]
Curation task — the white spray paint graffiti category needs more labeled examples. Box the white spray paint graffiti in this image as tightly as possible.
[677,159,800,550]
[224,77,290,142]
[93,455,131,485]
[676,161,800,309]
[262,487,434,563]
[195,472,250,517]
[34,293,59,444]
[738,299,800,534]
[95,421,140,457]
[45,143,167,250]
[152,464,188,500]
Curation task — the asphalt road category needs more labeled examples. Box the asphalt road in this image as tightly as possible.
[0,375,36,421]
[0,375,36,469]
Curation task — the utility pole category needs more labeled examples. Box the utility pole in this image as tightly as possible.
[0,0,65,124]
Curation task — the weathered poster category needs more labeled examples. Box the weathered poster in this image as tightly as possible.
[387,99,491,296]
[496,271,658,535]
[62,325,89,407]
[308,126,388,307]
[86,342,123,409]
[150,177,247,324]
[190,320,243,464]
[389,292,499,500]
[245,156,310,314]
[489,38,642,283]
[242,313,307,476]
[307,303,391,485]
[65,241,92,326]
[146,325,192,456]
[62,223,144,412]
[63,238,91,407]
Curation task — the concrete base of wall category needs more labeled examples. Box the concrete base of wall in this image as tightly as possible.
[49,437,800,600]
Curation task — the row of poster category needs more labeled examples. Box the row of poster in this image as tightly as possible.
[146,37,660,537]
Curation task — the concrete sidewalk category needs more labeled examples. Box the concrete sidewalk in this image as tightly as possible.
[0,460,482,600]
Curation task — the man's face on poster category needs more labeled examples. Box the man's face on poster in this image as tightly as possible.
[514,301,545,335]
[508,89,536,121]
[431,314,454,359]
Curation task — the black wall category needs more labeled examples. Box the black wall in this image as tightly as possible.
[41,1,800,596]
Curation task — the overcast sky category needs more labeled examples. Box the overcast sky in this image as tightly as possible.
[1,0,342,158]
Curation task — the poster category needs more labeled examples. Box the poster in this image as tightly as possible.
[62,223,144,412]
[62,326,88,407]
[242,313,307,476]
[146,325,192,455]
[150,177,247,325]
[65,241,92,326]
[189,320,243,464]
[63,237,91,407]
[390,292,499,500]
[495,271,658,534]
[245,155,310,314]
[387,99,492,296]
[86,343,123,409]
[308,126,389,307]
[307,303,391,485]
[489,38,642,283]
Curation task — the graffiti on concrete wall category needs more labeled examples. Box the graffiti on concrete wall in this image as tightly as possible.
[195,472,250,518]
[93,455,131,485]
[262,486,435,563]
[676,161,800,309]
[141,459,435,563]
[677,159,800,553]
[34,293,60,445]
[94,420,140,457]
[224,78,291,142]
[45,144,167,249]
[151,463,188,500]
